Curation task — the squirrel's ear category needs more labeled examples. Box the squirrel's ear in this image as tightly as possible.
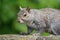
[19,6,23,10]
[26,6,30,12]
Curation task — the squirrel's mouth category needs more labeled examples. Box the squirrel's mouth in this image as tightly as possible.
[18,19,24,23]
[18,17,24,23]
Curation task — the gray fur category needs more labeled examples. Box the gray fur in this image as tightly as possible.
[18,8,60,35]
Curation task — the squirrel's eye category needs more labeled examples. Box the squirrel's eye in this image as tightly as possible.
[23,13,27,17]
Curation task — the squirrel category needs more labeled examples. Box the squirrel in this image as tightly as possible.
[18,6,60,35]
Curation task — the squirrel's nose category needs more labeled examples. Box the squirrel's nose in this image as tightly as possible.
[17,18,20,23]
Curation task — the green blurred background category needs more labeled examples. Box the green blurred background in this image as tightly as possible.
[0,0,60,35]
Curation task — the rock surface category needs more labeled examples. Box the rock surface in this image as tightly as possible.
[0,35,60,40]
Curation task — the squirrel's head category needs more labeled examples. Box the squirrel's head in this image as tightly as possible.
[18,6,32,23]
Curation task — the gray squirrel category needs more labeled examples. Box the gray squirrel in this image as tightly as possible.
[18,6,60,35]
